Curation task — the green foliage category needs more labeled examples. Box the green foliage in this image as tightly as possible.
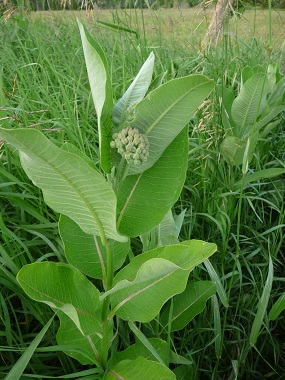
[0,20,216,378]
[1,7,284,380]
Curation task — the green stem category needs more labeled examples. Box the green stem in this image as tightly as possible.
[113,158,129,193]
[100,240,114,369]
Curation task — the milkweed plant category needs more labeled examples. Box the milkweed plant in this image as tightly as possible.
[0,21,218,379]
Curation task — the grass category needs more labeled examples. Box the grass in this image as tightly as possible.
[1,4,285,379]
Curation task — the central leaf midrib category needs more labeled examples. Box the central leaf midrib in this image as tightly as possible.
[21,142,107,241]
[144,80,208,135]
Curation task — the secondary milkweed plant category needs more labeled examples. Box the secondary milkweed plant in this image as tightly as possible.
[0,21,217,379]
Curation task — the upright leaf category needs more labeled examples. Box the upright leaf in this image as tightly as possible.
[0,128,127,243]
[117,127,188,237]
[126,75,214,175]
[250,256,274,346]
[231,73,268,128]
[269,292,285,321]
[4,317,54,380]
[113,52,155,125]
[77,20,113,173]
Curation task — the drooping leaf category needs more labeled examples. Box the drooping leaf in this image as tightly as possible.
[117,127,188,237]
[59,214,129,280]
[101,240,216,322]
[113,52,155,125]
[17,262,103,337]
[231,73,268,128]
[126,74,214,175]
[105,357,176,380]
[0,128,127,243]
[77,20,113,173]
[160,281,216,332]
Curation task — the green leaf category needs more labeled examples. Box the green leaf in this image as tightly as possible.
[173,365,194,380]
[204,259,228,308]
[250,256,274,346]
[160,281,216,332]
[77,20,113,173]
[101,240,216,322]
[59,215,129,280]
[113,52,155,125]
[4,316,54,380]
[269,292,285,321]
[231,73,268,128]
[220,133,258,166]
[56,312,111,366]
[109,338,191,368]
[127,74,214,175]
[105,357,176,380]
[17,262,103,337]
[117,127,188,237]
[234,168,285,189]
[0,128,127,243]
[212,294,222,359]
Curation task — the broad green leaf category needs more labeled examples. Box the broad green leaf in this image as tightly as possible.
[231,73,268,128]
[0,128,127,243]
[17,262,103,337]
[234,168,285,189]
[109,338,191,368]
[101,240,216,322]
[217,85,235,134]
[220,133,258,166]
[77,20,113,173]
[173,365,194,380]
[250,256,274,346]
[105,357,176,380]
[160,281,216,332]
[255,105,285,132]
[269,292,285,321]
[113,52,155,125]
[4,316,54,380]
[117,127,188,237]
[56,312,111,366]
[268,75,285,105]
[126,74,214,175]
[59,214,129,280]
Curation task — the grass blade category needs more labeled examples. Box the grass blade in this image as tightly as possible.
[250,256,274,346]
[4,316,54,380]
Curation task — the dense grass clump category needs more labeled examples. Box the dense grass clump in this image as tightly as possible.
[1,6,284,379]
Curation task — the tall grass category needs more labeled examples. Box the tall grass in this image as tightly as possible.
[1,4,284,379]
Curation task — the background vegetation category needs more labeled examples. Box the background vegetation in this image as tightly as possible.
[0,0,284,379]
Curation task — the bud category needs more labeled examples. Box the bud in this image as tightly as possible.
[110,126,149,166]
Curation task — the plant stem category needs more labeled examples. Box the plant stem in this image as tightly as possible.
[100,240,114,369]
[113,158,129,193]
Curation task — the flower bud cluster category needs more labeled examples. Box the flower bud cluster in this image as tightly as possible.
[110,126,149,166]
